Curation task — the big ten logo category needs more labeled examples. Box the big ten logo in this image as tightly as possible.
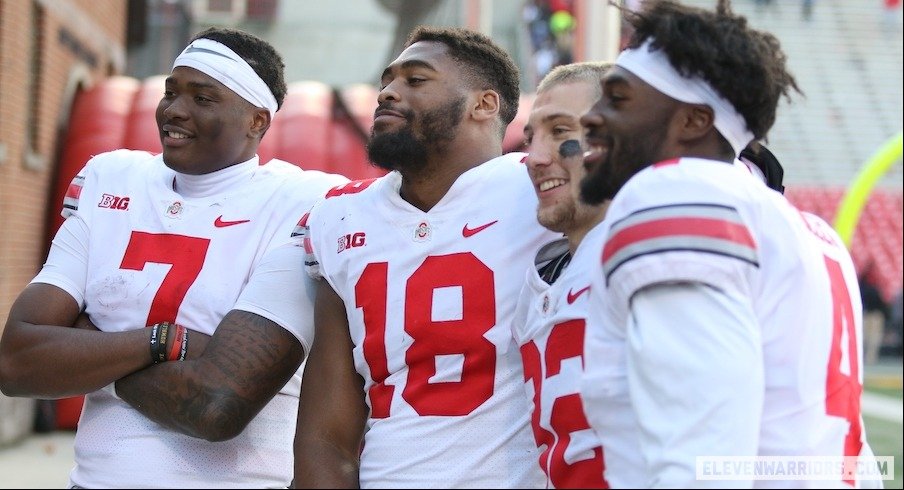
[337,232,366,253]
[98,193,130,210]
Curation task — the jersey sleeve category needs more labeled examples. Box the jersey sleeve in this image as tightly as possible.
[626,282,763,487]
[30,213,90,307]
[293,210,321,280]
[234,168,349,351]
[301,179,377,287]
[62,168,87,220]
[297,179,361,281]
[272,169,356,283]
[233,241,317,353]
[60,151,131,223]
[30,159,100,305]
[602,167,759,309]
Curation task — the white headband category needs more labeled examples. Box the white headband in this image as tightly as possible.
[173,38,278,118]
[615,39,754,157]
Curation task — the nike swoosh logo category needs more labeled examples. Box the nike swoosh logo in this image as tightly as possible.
[214,216,251,228]
[462,220,498,237]
[566,285,591,304]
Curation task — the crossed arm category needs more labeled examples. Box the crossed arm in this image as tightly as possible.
[0,283,304,442]
[0,283,152,398]
[115,309,303,441]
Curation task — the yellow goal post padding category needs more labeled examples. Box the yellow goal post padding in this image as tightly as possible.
[833,131,903,248]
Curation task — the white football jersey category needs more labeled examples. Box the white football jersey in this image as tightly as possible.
[34,149,348,488]
[581,157,879,488]
[305,153,556,488]
[511,224,613,489]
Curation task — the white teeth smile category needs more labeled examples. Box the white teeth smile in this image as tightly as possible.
[539,179,566,192]
[167,132,188,139]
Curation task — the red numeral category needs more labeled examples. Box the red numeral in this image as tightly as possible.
[357,253,496,417]
[520,341,557,477]
[325,179,377,198]
[823,255,862,486]
[120,231,210,326]
[357,263,394,418]
[522,320,607,488]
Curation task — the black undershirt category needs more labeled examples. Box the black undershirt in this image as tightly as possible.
[538,251,571,285]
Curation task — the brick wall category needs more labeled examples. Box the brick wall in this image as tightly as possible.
[0,0,126,445]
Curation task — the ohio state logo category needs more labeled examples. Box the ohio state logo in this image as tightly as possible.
[413,221,431,242]
[166,201,183,218]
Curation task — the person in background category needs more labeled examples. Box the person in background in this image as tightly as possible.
[292,25,556,488]
[802,0,815,20]
[0,27,348,488]
[513,61,619,488]
[887,287,903,356]
[578,0,881,486]
[859,262,890,365]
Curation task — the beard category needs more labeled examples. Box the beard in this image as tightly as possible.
[537,197,577,233]
[579,155,622,205]
[367,95,467,172]
[580,124,668,205]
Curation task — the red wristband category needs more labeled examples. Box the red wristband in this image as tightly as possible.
[166,323,188,362]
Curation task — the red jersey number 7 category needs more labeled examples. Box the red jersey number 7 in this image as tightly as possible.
[120,231,211,327]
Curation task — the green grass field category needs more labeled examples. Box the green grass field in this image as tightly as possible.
[864,375,903,489]
[865,414,902,489]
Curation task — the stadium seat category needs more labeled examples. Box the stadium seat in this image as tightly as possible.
[274,81,334,173]
[122,76,165,153]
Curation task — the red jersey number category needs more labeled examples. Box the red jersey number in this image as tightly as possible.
[120,231,210,327]
[823,256,863,485]
[521,319,607,488]
[357,252,496,417]
[325,179,377,198]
